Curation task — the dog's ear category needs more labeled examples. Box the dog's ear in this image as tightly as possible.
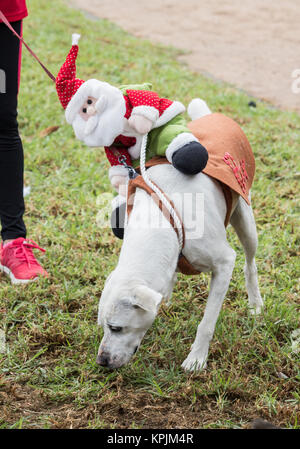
[132,285,163,314]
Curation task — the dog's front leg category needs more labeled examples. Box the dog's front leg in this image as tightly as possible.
[182,246,236,371]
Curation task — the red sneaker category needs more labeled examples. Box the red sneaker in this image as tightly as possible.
[0,238,48,284]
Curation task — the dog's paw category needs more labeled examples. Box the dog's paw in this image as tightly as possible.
[248,294,263,315]
[249,305,262,315]
[181,351,208,372]
[249,299,263,315]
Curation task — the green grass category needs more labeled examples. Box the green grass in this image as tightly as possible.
[0,0,299,429]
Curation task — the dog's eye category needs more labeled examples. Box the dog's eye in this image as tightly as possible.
[109,325,122,333]
[82,107,87,113]
[87,99,92,105]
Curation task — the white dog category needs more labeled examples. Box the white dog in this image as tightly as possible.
[97,102,263,371]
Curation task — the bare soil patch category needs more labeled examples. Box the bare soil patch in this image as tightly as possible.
[69,0,300,113]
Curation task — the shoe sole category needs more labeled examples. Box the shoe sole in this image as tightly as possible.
[0,263,38,285]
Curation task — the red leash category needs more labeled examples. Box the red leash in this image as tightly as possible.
[0,9,56,83]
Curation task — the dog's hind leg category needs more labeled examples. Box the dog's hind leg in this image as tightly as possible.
[230,195,263,314]
[182,244,236,371]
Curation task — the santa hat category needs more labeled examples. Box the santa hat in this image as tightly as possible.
[56,34,105,124]
[56,34,85,109]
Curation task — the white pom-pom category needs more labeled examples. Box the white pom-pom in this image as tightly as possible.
[187,98,212,120]
[72,33,81,45]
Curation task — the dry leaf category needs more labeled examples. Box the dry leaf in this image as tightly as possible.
[39,126,59,137]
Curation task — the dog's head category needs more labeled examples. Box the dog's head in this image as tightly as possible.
[97,275,163,369]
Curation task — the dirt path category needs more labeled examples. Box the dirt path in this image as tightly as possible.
[68,0,300,113]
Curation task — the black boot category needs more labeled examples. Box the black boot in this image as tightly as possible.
[111,201,126,240]
[172,141,208,175]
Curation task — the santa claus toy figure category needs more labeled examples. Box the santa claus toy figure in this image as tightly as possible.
[56,34,209,197]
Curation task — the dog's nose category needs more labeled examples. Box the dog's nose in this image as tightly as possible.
[96,352,110,367]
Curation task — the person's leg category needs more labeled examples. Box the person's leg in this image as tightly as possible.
[0,21,48,284]
[0,20,26,243]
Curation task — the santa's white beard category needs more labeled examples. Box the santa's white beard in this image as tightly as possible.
[72,106,125,147]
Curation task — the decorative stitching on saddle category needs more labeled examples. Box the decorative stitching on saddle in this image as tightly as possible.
[223,152,249,193]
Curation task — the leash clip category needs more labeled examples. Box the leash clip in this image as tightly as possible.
[118,156,138,179]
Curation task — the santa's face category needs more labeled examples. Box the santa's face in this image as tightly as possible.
[79,96,98,121]
[70,83,126,147]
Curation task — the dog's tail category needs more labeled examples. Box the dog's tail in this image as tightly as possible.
[187,98,211,120]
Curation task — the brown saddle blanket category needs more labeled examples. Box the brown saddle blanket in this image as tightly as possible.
[188,113,255,204]
[143,113,255,204]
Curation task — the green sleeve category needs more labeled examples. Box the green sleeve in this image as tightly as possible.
[118,82,153,95]
[147,114,192,158]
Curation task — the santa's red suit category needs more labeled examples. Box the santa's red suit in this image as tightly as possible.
[104,88,174,169]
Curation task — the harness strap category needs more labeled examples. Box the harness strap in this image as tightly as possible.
[127,175,185,248]
[220,183,233,228]
[127,174,201,275]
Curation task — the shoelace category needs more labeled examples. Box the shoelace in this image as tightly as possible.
[11,240,46,268]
